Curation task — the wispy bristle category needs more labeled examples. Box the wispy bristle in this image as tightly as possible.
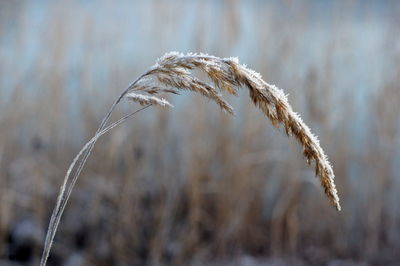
[125,92,173,108]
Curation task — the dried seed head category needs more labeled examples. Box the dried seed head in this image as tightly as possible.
[126,52,341,210]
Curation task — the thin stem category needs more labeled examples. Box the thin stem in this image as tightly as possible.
[40,73,149,266]
[40,105,150,266]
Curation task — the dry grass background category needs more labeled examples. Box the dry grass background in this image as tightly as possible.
[1,0,400,265]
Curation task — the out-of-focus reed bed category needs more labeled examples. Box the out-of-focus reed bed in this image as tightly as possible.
[1,1,400,265]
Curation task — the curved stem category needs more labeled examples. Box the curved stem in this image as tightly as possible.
[40,74,148,266]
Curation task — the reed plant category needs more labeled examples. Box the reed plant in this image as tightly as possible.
[40,52,340,266]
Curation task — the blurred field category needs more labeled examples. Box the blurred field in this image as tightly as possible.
[1,0,400,265]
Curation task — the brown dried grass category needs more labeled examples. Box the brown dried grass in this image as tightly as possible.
[40,52,340,266]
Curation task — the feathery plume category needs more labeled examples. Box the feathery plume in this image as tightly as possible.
[127,52,340,210]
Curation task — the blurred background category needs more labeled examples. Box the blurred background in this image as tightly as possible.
[1,0,400,265]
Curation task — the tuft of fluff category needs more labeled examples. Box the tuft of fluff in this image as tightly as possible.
[125,92,173,108]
